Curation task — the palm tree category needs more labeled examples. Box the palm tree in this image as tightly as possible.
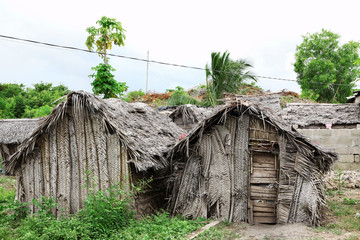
[205,51,256,105]
[225,59,257,92]
[205,51,230,106]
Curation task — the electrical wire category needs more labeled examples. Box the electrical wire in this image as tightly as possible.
[0,34,357,87]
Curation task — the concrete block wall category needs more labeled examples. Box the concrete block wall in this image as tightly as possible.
[297,128,360,170]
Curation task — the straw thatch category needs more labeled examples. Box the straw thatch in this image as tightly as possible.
[168,105,216,132]
[224,93,283,118]
[0,118,42,145]
[5,91,183,216]
[282,103,360,127]
[0,118,42,173]
[167,99,337,226]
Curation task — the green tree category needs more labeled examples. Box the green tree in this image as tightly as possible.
[205,51,256,105]
[0,82,69,119]
[294,29,360,103]
[86,16,128,98]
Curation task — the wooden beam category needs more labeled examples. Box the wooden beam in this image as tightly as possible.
[184,221,220,240]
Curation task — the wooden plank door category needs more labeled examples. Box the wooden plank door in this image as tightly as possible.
[249,151,279,224]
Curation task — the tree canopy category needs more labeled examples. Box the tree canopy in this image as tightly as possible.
[294,29,360,103]
[0,82,69,119]
[86,16,128,98]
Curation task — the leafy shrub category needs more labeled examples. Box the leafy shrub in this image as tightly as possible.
[77,184,135,237]
[167,86,199,106]
[123,90,145,102]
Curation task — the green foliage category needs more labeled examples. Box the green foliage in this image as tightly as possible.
[86,16,126,61]
[113,211,205,239]
[342,198,358,205]
[78,184,135,237]
[205,51,256,106]
[326,200,360,231]
[0,82,69,119]
[123,90,145,102]
[86,16,128,99]
[205,51,231,105]
[167,86,200,106]
[334,169,346,194]
[23,105,53,118]
[89,63,128,98]
[294,29,360,103]
[0,178,207,240]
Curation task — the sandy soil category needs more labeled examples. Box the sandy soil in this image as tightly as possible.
[230,222,355,240]
[225,170,360,240]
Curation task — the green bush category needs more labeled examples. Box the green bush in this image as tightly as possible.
[1,179,208,239]
[123,90,145,102]
[77,184,135,237]
[167,86,199,106]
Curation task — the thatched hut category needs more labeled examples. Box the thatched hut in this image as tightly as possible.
[0,118,42,174]
[5,91,183,216]
[167,100,337,226]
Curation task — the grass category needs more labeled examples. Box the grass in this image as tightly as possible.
[0,175,15,202]
[195,222,240,240]
[310,188,360,238]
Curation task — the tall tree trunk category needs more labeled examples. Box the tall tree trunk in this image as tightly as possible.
[104,43,107,65]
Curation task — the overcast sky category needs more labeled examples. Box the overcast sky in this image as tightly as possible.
[1,0,360,94]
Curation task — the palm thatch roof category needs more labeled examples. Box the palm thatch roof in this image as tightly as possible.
[167,104,216,132]
[282,103,360,127]
[169,100,337,173]
[5,91,183,174]
[224,93,282,116]
[0,118,42,145]
[169,104,214,123]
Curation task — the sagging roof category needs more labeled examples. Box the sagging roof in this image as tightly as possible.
[282,103,360,127]
[169,100,337,173]
[5,91,183,173]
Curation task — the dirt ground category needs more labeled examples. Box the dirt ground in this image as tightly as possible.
[230,222,357,240]
[223,171,360,240]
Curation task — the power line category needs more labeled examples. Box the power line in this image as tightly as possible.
[0,34,357,87]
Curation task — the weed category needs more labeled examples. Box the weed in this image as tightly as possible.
[123,90,145,102]
[343,198,357,205]
[167,86,199,106]
[346,234,360,240]
[195,222,239,240]
[334,169,346,194]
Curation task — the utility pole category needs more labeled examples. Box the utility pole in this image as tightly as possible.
[146,50,149,93]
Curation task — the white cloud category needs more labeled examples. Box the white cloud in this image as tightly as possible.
[1,0,360,94]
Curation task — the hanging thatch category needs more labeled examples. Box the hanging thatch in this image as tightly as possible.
[0,118,42,173]
[168,104,216,132]
[167,99,337,226]
[282,103,360,128]
[5,91,183,216]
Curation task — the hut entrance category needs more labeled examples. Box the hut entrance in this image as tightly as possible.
[248,118,279,224]
[249,151,279,224]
